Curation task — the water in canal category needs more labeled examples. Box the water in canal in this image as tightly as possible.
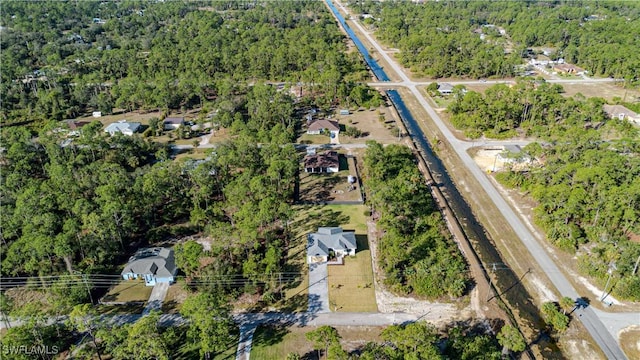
[325,0,389,81]
[325,0,546,342]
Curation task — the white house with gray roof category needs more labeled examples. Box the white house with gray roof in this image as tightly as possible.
[121,247,177,286]
[437,83,454,95]
[104,120,141,136]
[307,227,357,263]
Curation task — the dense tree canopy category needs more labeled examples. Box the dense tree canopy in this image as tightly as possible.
[363,142,469,298]
[354,1,640,83]
[446,79,637,139]
[1,1,369,125]
[497,135,640,301]
[1,125,164,277]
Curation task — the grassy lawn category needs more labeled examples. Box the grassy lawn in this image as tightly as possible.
[282,204,369,312]
[292,204,369,236]
[432,96,454,109]
[76,109,163,127]
[327,234,377,312]
[101,280,152,303]
[298,133,331,145]
[251,325,384,360]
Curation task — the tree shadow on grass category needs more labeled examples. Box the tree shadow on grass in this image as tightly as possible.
[279,293,308,313]
[300,207,350,234]
[161,299,178,313]
[252,325,291,348]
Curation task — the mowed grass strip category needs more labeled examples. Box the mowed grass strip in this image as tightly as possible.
[251,325,384,360]
[102,280,153,303]
[327,234,377,312]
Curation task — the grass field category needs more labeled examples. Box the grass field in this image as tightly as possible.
[251,325,384,360]
[102,280,152,303]
[298,133,332,145]
[282,205,370,312]
[292,204,369,237]
[327,234,377,312]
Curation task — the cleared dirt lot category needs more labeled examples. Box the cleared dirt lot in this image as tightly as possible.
[561,82,640,102]
[458,81,640,104]
[337,106,404,145]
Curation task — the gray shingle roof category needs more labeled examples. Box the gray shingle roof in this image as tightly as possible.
[104,121,141,135]
[307,227,357,257]
[121,247,176,278]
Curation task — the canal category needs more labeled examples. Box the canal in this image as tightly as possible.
[325,0,547,346]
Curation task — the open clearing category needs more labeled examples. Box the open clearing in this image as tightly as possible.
[336,106,404,145]
[101,280,152,304]
[251,325,383,360]
[561,82,640,102]
[297,105,403,146]
[76,109,163,127]
[453,80,640,104]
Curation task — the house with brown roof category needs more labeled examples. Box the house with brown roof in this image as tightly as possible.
[304,151,339,173]
[553,63,586,75]
[307,119,340,138]
[603,104,640,123]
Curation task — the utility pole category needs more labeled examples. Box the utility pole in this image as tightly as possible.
[74,271,94,304]
[600,262,616,303]
[633,255,640,276]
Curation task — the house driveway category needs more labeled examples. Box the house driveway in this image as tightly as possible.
[142,282,169,315]
[308,262,330,313]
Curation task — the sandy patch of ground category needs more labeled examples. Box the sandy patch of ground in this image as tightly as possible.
[575,275,621,306]
[528,275,557,303]
[336,106,404,145]
[619,326,640,360]
[561,82,640,102]
[563,339,603,360]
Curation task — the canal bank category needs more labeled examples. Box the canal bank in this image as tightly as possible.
[325,0,553,357]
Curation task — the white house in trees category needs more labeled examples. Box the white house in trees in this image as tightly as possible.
[104,120,141,136]
[307,227,357,263]
[121,247,177,286]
